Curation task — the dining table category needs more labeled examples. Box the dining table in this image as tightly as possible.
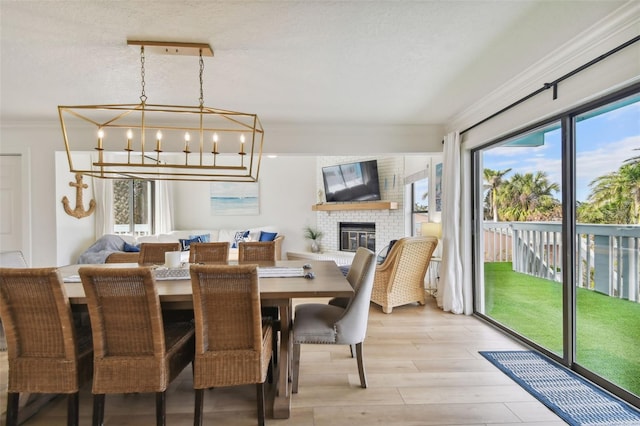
[58,259,354,419]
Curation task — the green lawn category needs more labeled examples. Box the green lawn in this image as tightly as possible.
[484,262,640,396]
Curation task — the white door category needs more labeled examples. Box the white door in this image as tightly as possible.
[0,155,23,252]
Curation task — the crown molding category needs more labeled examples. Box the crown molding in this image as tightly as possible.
[448,1,640,133]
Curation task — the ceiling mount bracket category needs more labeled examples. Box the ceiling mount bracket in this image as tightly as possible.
[127,40,213,57]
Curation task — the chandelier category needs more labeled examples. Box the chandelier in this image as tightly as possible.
[58,41,264,182]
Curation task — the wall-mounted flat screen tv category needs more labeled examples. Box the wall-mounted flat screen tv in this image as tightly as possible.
[322,159,382,202]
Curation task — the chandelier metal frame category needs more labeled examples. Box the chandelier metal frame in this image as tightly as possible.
[58,40,264,182]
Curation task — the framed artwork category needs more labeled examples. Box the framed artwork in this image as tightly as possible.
[210,181,259,215]
[435,162,442,212]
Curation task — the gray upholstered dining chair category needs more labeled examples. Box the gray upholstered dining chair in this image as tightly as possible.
[291,247,375,392]
[328,247,378,310]
[0,267,93,426]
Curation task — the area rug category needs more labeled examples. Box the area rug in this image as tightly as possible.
[479,350,640,426]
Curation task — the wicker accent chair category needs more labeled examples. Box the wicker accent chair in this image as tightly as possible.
[138,242,181,265]
[238,241,276,265]
[0,267,93,426]
[78,266,195,426]
[189,242,229,264]
[189,264,273,426]
[292,247,375,392]
[370,236,438,314]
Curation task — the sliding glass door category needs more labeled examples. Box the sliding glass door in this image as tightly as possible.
[472,88,640,403]
[574,95,640,397]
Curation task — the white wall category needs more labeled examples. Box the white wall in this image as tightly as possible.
[172,155,318,255]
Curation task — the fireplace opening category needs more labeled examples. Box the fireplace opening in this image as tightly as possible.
[340,222,375,252]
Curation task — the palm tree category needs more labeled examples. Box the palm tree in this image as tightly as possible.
[583,162,640,224]
[483,168,511,221]
[497,171,560,221]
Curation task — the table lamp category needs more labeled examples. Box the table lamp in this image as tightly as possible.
[421,222,442,239]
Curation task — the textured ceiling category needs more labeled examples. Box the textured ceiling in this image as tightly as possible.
[0,1,628,126]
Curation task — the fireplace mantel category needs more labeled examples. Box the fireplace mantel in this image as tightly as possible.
[311,201,398,212]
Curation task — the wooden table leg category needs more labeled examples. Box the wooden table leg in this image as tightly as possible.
[272,299,291,419]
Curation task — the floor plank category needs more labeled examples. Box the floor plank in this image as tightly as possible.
[0,296,564,425]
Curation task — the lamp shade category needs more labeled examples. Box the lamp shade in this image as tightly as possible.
[421,222,442,239]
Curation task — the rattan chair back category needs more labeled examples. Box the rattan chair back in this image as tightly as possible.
[78,266,195,426]
[371,236,438,313]
[189,242,229,264]
[238,241,276,265]
[138,242,181,265]
[0,267,93,426]
[189,264,273,426]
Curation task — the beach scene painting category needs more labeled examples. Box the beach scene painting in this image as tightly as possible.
[210,182,259,215]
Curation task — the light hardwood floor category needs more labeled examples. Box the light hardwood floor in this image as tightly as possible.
[0,296,565,426]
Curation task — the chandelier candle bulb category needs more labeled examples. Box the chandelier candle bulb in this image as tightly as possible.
[97,129,104,150]
[155,131,162,152]
[126,129,133,151]
[212,133,219,153]
[239,134,245,154]
[184,132,190,151]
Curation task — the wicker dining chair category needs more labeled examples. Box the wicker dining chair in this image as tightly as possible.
[0,251,28,352]
[0,267,93,426]
[370,236,438,313]
[292,247,375,392]
[189,264,273,426]
[138,242,181,265]
[78,266,195,426]
[189,242,229,264]
[237,240,280,362]
[238,241,276,265]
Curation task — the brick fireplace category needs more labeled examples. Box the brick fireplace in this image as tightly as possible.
[315,156,406,254]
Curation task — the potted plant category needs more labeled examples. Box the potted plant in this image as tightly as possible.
[303,226,323,253]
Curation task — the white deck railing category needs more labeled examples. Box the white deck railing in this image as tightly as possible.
[482,222,640,302]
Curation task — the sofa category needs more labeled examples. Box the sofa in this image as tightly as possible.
[77,226,284,264]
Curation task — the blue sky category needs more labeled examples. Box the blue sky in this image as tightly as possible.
[483,97,639,203]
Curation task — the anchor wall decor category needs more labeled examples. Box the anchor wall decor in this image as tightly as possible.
[62,173,96,219]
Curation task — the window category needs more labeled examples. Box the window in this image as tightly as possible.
[411,177,429,236]
[113,179,154,236]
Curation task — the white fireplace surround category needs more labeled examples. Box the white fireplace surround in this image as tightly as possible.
[316,156,406,254]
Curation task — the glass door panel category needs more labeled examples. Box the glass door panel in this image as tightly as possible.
[476,121,564,356]
[574,95,640,395]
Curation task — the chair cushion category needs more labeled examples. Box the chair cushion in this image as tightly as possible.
[293,303,344,344]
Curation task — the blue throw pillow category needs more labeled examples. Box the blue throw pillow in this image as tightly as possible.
[189,233,210,243]
[179,236,202,251]
[123,242,140,252]
[259,231,278,242]
[231,230,250,248]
